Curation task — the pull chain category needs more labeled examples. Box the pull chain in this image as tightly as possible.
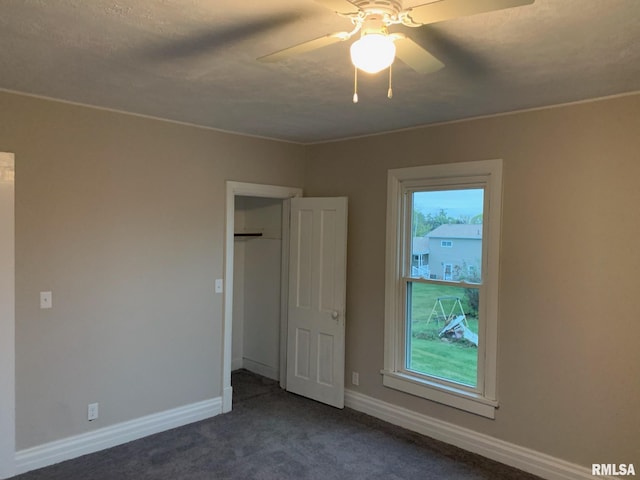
[353,66,359,104]
[352,64,394,103]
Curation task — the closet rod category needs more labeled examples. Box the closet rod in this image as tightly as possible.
[234,233,263,237]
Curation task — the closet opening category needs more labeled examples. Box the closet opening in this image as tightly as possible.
[222,182,302,412]
[232,196,285,383]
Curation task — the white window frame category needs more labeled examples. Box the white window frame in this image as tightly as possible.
[382,159,502,419]
[441,240,453,248]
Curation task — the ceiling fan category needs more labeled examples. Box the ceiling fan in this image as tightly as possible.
[258,0,534,101]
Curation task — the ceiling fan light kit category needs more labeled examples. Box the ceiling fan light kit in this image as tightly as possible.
[258,0,535,101]
[350,32,396,74]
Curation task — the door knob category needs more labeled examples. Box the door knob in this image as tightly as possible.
[331,311,339,320]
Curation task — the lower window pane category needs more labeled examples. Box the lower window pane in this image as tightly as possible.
[407,282,479,387]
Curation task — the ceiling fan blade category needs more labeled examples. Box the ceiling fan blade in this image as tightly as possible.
[404,0,534,26]
[258,32,350,62]
[142,13,306,61]
[313,0,360,15]
[409,26,490,77]
[393,35,444,74]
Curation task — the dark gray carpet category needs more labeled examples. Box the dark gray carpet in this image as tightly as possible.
[12,370,542,479]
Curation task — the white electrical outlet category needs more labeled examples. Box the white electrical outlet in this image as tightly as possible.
[352,371,359,386]
[88,402,99,421]
[215,278,223,293]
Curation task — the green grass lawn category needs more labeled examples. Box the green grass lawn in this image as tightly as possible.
[407,283,479,386]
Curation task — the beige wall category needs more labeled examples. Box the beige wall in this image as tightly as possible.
[3,87,639,470]
[0,91,305,449]
[304,93,640,468]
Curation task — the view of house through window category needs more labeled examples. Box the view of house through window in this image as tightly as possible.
[406,189,484,387]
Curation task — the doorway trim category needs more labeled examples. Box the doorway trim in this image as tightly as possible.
[223,181,303,412]
[0,152,16,480]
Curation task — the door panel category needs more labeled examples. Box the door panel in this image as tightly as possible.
[318,333,334,385]
[287,197,347,408]
[296,209,314,308]
[294,328,311,379]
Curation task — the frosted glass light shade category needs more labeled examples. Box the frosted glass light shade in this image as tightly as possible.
[350,34,396,74]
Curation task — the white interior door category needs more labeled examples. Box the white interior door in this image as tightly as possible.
[286,197,348,408]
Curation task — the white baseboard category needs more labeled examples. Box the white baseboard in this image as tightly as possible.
[344,389,598,480]
[10,389,603,479]
[242,358,278,381]
[14,396,222,476]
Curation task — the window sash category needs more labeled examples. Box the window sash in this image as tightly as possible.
[401,183,487,390]
[401,278,483,394]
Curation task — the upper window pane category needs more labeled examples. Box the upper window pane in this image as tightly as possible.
[410,189,484,282]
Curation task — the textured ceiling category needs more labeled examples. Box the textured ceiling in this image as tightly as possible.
[0,0,638,143]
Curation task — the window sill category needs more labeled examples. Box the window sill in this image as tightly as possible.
[381,370,497,419]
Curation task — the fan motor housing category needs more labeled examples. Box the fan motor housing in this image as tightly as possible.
[353,0,402,18]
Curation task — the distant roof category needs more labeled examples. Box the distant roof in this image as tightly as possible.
[412,237,430,254]
[427,224,483,239]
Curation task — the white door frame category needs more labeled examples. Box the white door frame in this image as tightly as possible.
[222,181,303,412]
[0,152,16,480]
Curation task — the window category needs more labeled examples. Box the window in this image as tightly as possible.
[383,160,502,418]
